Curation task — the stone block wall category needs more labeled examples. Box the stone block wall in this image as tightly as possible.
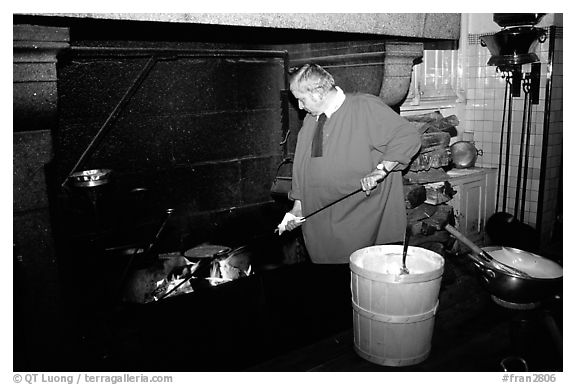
[54,47,288,249]
[13,24,69,370]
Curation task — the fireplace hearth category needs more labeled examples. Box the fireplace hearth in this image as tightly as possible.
[14,13,462,371]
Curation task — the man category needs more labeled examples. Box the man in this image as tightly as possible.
[278,63,421,264]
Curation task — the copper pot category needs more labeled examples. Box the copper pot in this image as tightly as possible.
[449,141,483,168]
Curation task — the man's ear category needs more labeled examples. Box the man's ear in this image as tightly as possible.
[310,90,324,103]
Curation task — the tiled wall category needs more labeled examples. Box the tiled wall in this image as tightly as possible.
[462,26,562,244]
[540,27,563,242]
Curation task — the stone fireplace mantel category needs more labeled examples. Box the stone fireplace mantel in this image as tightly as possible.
[17,13,461,107]
[25,13,461,40]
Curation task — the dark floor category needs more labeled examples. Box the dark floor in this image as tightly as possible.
[247,292,562,372]
[14,241,563,372]
[248,247,563,372]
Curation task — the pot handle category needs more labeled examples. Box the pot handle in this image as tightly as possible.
[468,253,497,282]
[477,264,496,283]
[275,157,293,176]
[500,356,529,372]
[538,30,548,44]
[445,224,485,255]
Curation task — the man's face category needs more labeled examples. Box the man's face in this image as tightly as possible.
[291,88,324,116]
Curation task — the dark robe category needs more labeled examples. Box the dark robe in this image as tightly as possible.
[290,93,421,264]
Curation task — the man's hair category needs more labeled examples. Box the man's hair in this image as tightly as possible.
[289,64,335,97]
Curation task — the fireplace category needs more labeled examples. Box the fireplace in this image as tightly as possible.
[13,13,461,371]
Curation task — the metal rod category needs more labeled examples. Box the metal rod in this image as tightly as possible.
[520,85,534,222]
[116,208,175,302]
[503,75,514,212]
[145,208,175,251]
[514,76,530,219]
[289,51,386,66]
[536,26,556,237]
[71,46,287,58]
[281,51,291,158]
[303,168,390,220]
[303,188,363,220]
[496,73,510,212]
[157,271,196,301]
[62,56,158,187]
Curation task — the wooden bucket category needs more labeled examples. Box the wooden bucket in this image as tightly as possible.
[349,245,444,366]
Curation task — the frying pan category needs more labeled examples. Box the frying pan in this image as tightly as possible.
[445,224,532,278]
[444,224,562,304]
[184,245,231,260]
[473,246,562,304]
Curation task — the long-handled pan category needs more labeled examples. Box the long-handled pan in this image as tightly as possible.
[444,224,562,304]
[444,224,532,279]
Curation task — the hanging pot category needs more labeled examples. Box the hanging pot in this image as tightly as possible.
[492,13,546,28]
[480,26,547,69]
[68,168,112,187]
[449,141,483,169]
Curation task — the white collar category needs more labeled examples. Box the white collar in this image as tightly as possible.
[318,86,346,119]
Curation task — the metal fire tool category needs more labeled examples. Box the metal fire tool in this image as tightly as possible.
[399,226,410,275]
[302,166,391,221]
[116,208,175,301]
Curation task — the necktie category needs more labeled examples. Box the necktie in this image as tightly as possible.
[311,113,327,158]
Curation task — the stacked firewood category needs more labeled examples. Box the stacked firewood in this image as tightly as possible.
[402,111,459,254]
[404,111,458,185]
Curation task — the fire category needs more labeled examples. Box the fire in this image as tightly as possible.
[155,254,253,297]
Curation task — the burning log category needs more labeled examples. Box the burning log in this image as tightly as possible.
[122,252,192,304]
[121,245,254,303]
[208,250,252,285]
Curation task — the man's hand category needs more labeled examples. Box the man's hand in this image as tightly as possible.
[276,212,306,235]
[360,169,387,196]
[361,161,397,196]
